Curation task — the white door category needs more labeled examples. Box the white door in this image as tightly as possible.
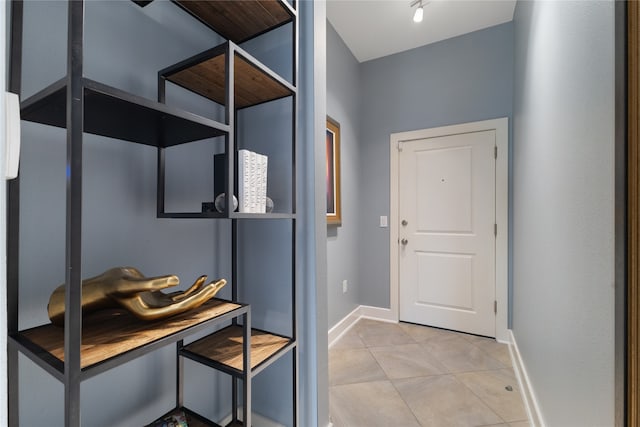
[398,130,496,337]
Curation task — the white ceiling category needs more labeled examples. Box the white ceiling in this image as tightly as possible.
[326,0,516,63]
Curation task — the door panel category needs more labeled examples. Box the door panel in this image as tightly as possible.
[399,130,496,337]
[416,252,474,310]
[417,146,472,233]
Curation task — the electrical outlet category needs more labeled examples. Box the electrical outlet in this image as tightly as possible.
[342,280,348,293]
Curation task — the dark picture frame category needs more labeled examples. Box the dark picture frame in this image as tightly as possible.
[326,117,342,225]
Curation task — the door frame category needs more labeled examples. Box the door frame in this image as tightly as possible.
[389,117,509,342]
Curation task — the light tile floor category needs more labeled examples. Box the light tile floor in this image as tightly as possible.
[329,319,529,427]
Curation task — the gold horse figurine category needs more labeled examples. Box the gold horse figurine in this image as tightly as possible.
[47,267,227,326]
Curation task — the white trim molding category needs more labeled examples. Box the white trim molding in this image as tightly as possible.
[509,330,546,427]
[328,305,397,348]
[389,117,510,342]
[328,306,361,347]
[359,305,396,323]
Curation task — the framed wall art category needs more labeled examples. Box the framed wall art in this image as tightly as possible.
[326,117,342,225]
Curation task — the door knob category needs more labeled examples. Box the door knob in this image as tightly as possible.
[401,238,408,245]
[401,220,408,226]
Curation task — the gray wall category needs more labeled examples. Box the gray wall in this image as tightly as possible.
[326,22,361,328]
[16,1,319,426]
[356,23,514,311]
[511,1,615,425]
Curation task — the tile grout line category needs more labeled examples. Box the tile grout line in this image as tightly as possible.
[450,338,527,424]
[451,371,511,426]
[358,320,435,427]
[376,326,506,426]
[331,320,529,427]
[386,370,431,427]
[418,335,513,378]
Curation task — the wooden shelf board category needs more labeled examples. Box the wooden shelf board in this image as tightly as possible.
[184,325,291,373]
[173,0,293,44]
[20,299,242,370]
[20,77,228,147]
[166,51,293,109]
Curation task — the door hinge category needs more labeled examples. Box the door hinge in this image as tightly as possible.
[494,223,497,236]
[397,141,403,152]
[494,300,497,314]
[494,146,498,159]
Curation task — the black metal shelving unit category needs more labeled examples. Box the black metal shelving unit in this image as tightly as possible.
[7,0,299,426]
[156,1,299,425]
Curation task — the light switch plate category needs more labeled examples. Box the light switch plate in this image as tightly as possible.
[379,216,388,227]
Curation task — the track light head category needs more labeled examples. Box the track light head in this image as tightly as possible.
[413,4,424,23]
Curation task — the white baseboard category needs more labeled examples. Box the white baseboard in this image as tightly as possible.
[328,305,398,348]
[509,330,546,427]
[496,334,511,346]
[358,305,396,322]
[219,408,284,427]
[328,306,361,347]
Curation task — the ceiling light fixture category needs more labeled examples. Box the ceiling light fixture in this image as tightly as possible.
[413,2,423,22]
[410,0,428,23]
